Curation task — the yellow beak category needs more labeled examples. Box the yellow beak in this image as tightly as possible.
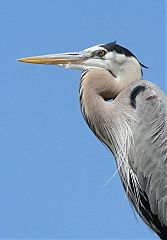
[17,52,88,65]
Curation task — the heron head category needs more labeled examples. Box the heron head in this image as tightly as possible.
[18,41,147,82]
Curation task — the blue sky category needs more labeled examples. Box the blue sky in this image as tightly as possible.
[0,0,165,239]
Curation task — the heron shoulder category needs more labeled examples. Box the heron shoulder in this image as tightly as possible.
[109,80,167,237]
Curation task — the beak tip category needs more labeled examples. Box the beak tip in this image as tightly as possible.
[16,57,36,64]
[17,58,27,63]
[17,58,22,62]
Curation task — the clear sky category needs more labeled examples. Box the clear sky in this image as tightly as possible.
[0,0,166,239]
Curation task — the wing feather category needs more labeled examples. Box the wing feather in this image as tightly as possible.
[127,82,167,237]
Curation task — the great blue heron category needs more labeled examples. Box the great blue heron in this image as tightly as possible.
[18,41,167,239]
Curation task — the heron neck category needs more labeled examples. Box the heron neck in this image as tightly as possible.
[80,74,111,143]
[79,68,133,160]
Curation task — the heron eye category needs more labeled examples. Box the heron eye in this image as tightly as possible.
[97,49,106,57]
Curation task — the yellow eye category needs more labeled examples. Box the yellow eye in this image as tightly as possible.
[97,49,106,57]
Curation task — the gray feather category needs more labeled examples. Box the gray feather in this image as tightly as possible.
[122,80,167,233]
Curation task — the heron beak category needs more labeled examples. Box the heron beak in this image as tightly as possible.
[17,52,90,69]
